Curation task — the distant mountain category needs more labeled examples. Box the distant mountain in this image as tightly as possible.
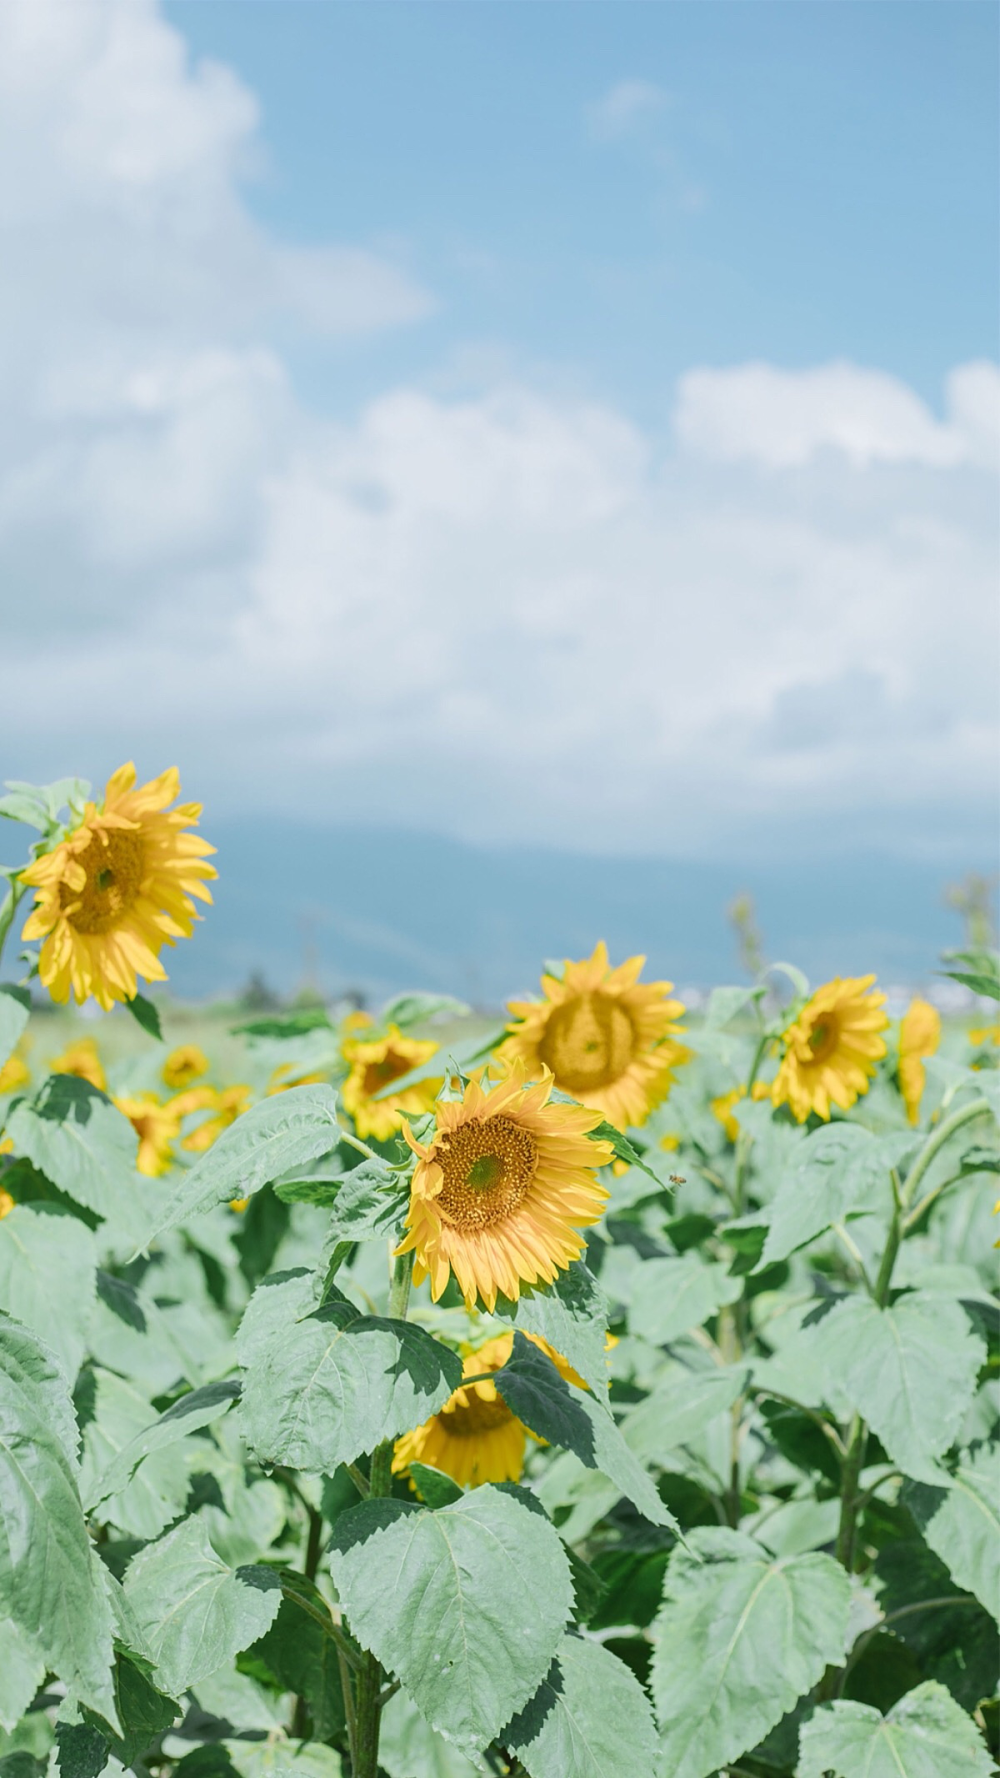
[158,818,987,1007]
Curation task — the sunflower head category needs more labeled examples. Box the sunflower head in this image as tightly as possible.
[162,1044,209,1090]
[175,1083,251,1153]
[898,997,941,1126]
[496,941,689,1129]
[340,1022,441,1141]
[771,976,888,1123]
[49,1037,106,1093]
[0,1052,30,1096]
[114,1091,182,1177]
[396,1062,613,1312]
[0,1186,14,1219]
[20,763,216,1011]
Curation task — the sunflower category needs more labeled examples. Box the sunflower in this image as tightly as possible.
[392,1330,583,1491]
[174,1083,251,1153]
[969,1024,1000,1048]
[898,997,941,1126]
[710,1086,743,1143]
[396,1063,613,1312]
[771,976,888,1123]
[497,942,690,1129]
[21,764,216,1011]
[266,1062,328,1095]
[49,1037,107,1093]
[0,1187,13,1219]
[340,1023,441,1141]
[0,1052,30,1095]
[114,1092,182,1177]
[162,1044,209,1090]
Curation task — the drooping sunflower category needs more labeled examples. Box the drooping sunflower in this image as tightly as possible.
[392,1330,583,1491]
[49,1037,107,1093]
[21,764,216,1011]
[771,976,888,1123]
[0,1052,30,1095]
[162,1044,209,1090]
[898,997,941,1126]
[340,1023,441,1141]
[396,1063,613,1312]
[114,1092,182,1177]
[497,942,690,1129]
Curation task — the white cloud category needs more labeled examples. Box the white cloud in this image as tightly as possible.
[588,79,667,141]
[0,0,995,865]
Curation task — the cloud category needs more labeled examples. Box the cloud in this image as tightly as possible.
[588,79,667,141]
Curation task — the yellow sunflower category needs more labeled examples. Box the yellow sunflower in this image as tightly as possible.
[0,1186,14,1219]
[898,997,941,1126]
[340,1023,441,1141]
[162,1044,209,1090]
[20,763,216,1011]
[0,1052,30,1095]
[174,1083,252,1153]
[771,976,888,1123]
[969,1024,1000,1048]
[396,1063,613,1313]
[497,942,689,1129]
[266,1062,328,1095]
[114,1092,182,1177]
[710,1086,744,1143]
[49,1037,107,1093]
[392,1330,584,1491]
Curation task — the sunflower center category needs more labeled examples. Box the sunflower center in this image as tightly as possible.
[435,1114,538,1231]
[538,991,635,1092]
[62,828,144,934]
[806,1019,838,1064]
[361,1050,413,1097]
[443,1389,514,1436]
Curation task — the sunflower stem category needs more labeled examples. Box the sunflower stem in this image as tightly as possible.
[899,1099,992,1217]
[351,1248,414,1778]
[0,877,27,974]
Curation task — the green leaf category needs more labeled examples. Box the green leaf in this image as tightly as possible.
[81,1652,177,1769]
[321,1158,409,1242]
[628,1253,742,1343]
[237,1268,462,1471]
[125,994,162,1041]
[494,1333,676,1530]
[372,1028,502,1099]
[620,1365,746,1466]
[0,1204,97,1381]
[80,1369,195,1540]
[329,1486,573,1754]
[122,1516,282,1697]
[138,1085,341,1246]
[493,1262,611,1396]
[806,1292,985,1482]
[223,1741,343,1778]
[0,1617,46,1733]
[798,1681,994,1778]
[650,1526,851,1778]
[379,992,470,1029]
[0,1312,117,1727]
[379,1689,484,1778]
[704,986,756,1029]
[903,1448,1000,1620]
[84,1378,240,1516]
[232,1007,333,1039]
[941,970,1000,1002]
[0,986,29,1072]
[244,1570,345,1741]
[503,1632,658,1778]
[589,1120,666,1187]
[54,1721,108,1778]
[873,1540,999,1711]
[5,1076,144,1234]
[759,1124,907,1268]
[408,1462,464,1507]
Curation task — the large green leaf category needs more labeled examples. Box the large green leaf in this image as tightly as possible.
[328,1486,573,1755]
[903,1448,1000,1620]
[759,1124,908,1268]
[874,1540,998,1711]
[122,1516,282,1696]
[503,1632,658,1778]
[0,1617,45,1733]
[493,1333,675,1530]
[0,986,29,1073]
[628,1254,741,1344]
[0,1313,117,1727]
[84,1379,240,1515]
[0,1203,96,1380]
[318,1158,409,1242]
[4,1077,145,1235]
[379,1690,484,1778]
[806,1292,985,1483]
[650,1526,851,1778]
[237,1268,461,1471]
[798,1682,994,1778]
[138,1085,341,1246]
[493,1262,611,1396]
[621,1364,745,1465]
[79,1370,200,1540]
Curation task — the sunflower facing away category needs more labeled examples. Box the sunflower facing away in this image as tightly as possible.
[114,1092,182,1178]
[340,1022,441,1141]
[393,1330,584,1490]
[172,1083,252,1153]
[898,997,941,1126]
[771,976,888,1123]
[49,1037,107,1093]
[497,942,690,1129]
[20,764,216,1010]
[396,1063,613,1312]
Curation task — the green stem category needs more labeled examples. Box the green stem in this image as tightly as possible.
[352,1249,414,1778]
[0,878,27,974]
[900,1099,992,1214]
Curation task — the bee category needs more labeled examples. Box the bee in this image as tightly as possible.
[668,1173,686,1185]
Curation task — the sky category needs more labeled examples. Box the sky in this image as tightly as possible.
[0,0,997,883]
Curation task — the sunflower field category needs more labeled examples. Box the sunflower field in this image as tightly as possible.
[1,769,998,1778]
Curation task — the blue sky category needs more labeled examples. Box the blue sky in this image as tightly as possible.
[0,0,997,891]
